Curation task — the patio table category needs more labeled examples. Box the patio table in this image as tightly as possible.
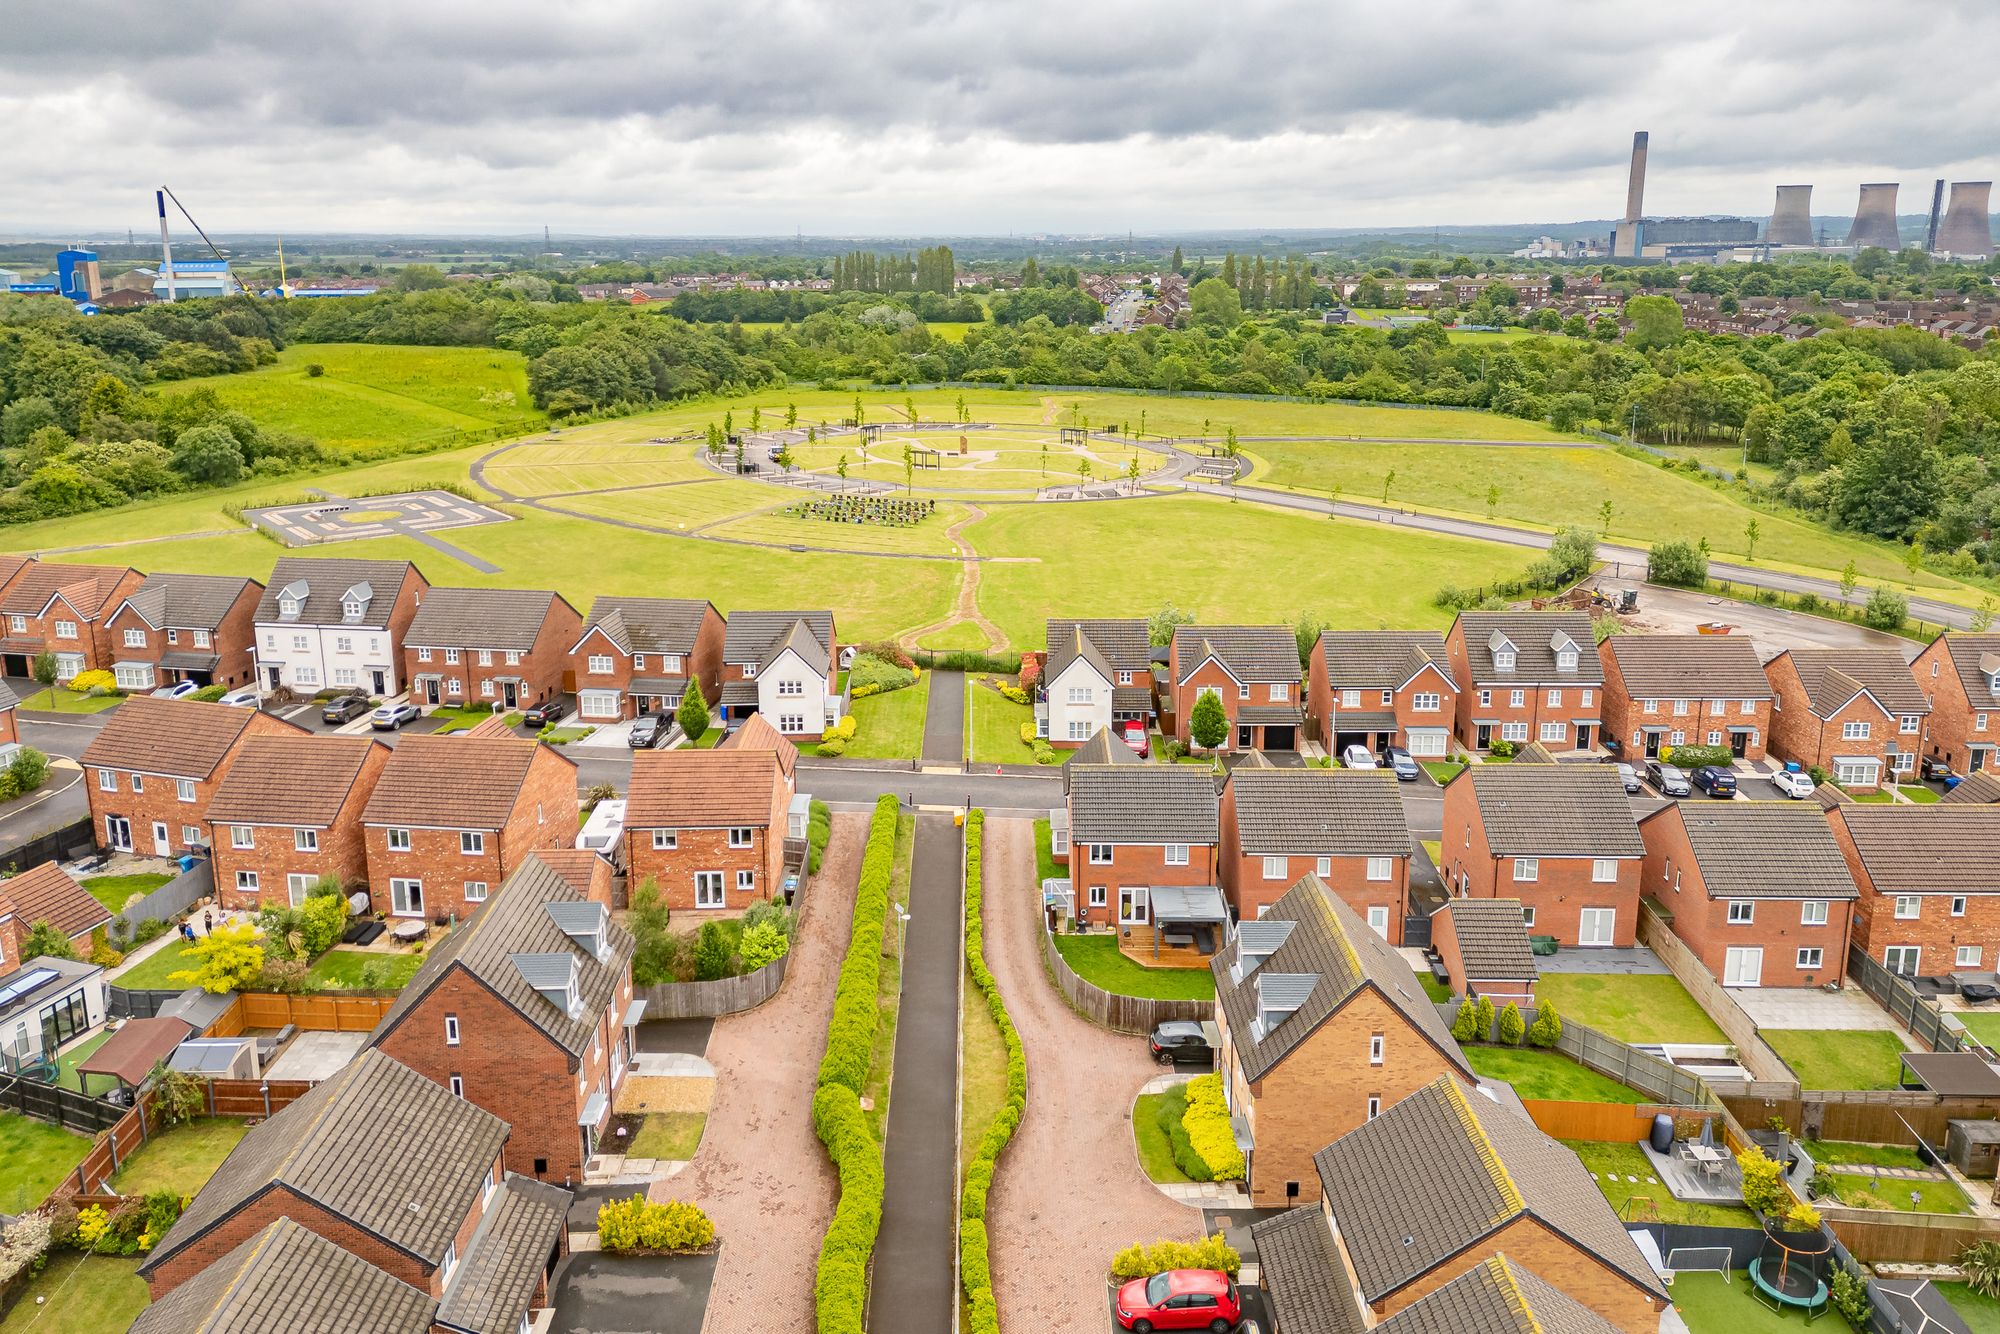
[390,920,428,944]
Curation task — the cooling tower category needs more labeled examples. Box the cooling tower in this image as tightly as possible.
[1767,185,1813,246]
[1847,183,1902,250]
[1614,132,1649,257]
[1936,181,1994,257]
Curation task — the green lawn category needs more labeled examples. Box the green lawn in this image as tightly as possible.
[1065,394,1581,444]
[80,872,172,914]
[843,677,930,759]
[1822,1170,1971,1213]
[427,705,522,734]
[1420,761,1464,785]
[1765,1029,1908,1091]
[967,680,1035,764]
[110,940,205,990]
[625,1111,707,1162]
[1899,784,1942,804]
[961,960,1010,1176]
[304,948,425,989]
[1955,1010,2000,1050]
[16,688,124,713]
[1417,971,1453,1003]
[1531,973,1725,1045]
[1463,1045,1647,1103]
[1849,790,1897,803]
[55,1030,113,1093]
[0,1255,148,1334]
[1419,839,1443,867]
[920,619,990,651]
[1033,818,1061,884]
[685,725,725,748]
[1051,934,1215,1001]
[109,1117,248,1197]
[1133,1089,1193,1184]
[1936,1282,2000,1333]
[0,1113,91,1214]
[1669,1271,1818,1334]
[1801,1138,1928,1170]
[1564,1141,1759,1229]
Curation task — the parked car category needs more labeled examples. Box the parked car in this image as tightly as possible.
[1120,720,1150,758]
[370,702,420,731]
[1690,766,1738,799]
[216,688,262,709]
[1341,744,1378,770]
[320,695,371,724]
[629,714,671,749]
[1608,761,1643,794]
[523,697,568,727]
[1147,1021,1214,1067]
[1921,756,1956,783]
[1385,746,1419,782]
[150,680,197,700]
[1773,769,1817,800]
[1645,761,1692,798]
[1114,1269,1242,1333]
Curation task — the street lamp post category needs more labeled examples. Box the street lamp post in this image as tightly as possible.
[895,905,911,959]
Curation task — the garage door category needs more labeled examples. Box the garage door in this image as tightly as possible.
[1407,730,1447,757]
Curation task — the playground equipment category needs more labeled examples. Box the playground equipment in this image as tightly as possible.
[0,1037,56,1083]
[1749,1220,1829,1321]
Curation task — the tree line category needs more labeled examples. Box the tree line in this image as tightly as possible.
[830,246,955,295]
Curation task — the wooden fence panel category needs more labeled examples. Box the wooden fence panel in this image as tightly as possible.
[1522,1099,1688,1142]
[204,1079,314,1119]
[1828,1209,2000,1264]
[1041,929,1209,1034]
[238,992,395,1031]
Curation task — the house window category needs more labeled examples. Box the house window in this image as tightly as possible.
[1901,715,1920,734]
[98,768,116,792]
[1500,722,1529,742]
[588,654,613,674]
[334,637,352,654]
[1740,699,1754,714]
[1341,689,1361,707]
[334,667,357,687]
[1706,731,1722,746]
[1380,689,1393,706]
[181,825,200,845]
[1238,683,1250,700]
[1960,946,1984,969]
[1895,895,1921,920]
[1367,1096,1382,1120]
[1892,752,1916,775]
[1367,904,1390,936]
[652,829,678,850]
[1580,689,1593,707]
[1162,843,1188,867]
[387,828,412,852]
[1835,759,1879,788]
[1088,844,1113,865]
[737,869,756,893]
[1494,649,1516,672]
[1315,856,1332,877]
[193,629,209,648]
[1538,722,1566,742]
[728,827,754,848]
[231,826,254,849]
[1670,730,1685,746]
[1509,690,1525,707]
[1369,1034,1385,1065]
[1801,901,1829,926]
[130,774,144,793]
[1412,692,1440,712]
[294,828,318,852]
[1842,720,1871,741]
[444,648,461,665]
[392,878,424,917]
[1119,886,1149,925]
[465,881,488,903]
[1546,688,1562,707]
[460,831,485,855]
[1263,856,1286,881]
[1114,670,1133,686]
[1727,901,1755,924]
[778,714,806,734]
[695,872,725,908]
[1980,713,1990,733]
[1797,948,1824,970]
[1067,721,1089,741]
[235,870,258,892]
[1067,686,1091,704]
[1642,699,1658,714]
[1268,683,1287,701]
[776,679,804,696]
[122,628,145,648]
[480,680,495,698]
[292,635,308,651]
[450,1075,464,1098]
[1513,858,1538,882]
[1520,905,1536,927]
[1477,690,1491,708]
[1592,859,1617,883]
[445,1015,460,1046]
[1674,699,1689,716]
[445,677,461,696]
[176,778,195,803]
[1366,856,1392,882]
[1088,884,1107,908]
[6,616,21,633]
[53,620,76,639]
[296,666,319,687]
[1952,896,1968,917]
[477,650,492,667]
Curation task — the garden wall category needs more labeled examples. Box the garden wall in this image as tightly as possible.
[1636,902,1796,1088]
[635,955,787,1019]
[1039,927,1209,1034]
[1824,1207,2000,1265]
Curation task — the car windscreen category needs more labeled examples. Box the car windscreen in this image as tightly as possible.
[1145,1273,1172,1306]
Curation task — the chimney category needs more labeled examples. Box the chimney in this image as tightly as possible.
[1936,182,1995,258]
[1614,131,1649,258]
[1767,185,1813,246]
[1847,183,1902,250]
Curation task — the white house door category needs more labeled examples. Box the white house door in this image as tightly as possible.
[1577,908,1616,946]
[152,822,172,857]
[1723,946,1764,987]
[105,816,132,853]
[1884,946,1921,977]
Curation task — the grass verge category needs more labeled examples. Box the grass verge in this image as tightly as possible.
[960,810,1027,1334]
[627,1111,708,1161]
[844,677,930,760]
[863,811,918,1144]
[1133,1090,1193,1185]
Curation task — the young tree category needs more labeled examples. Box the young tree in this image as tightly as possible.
[1486,484,1501,520]
[1450,996,1478,1041]
[835,454,848,488]
[677,678,710,742]
[1974,597,1995,633]
[903,395,916,424]
[628,880,675,985]
[1039,437,1049,478]
[170,922,265,994]
[1223,426,1238,459]
[1076,458,1092,488]
[1293,612,1327,668]
[1473,993,1496,1042]
[693,920,732,981]
[749,405,761,433]
[1382,468,1396,505]
[1498,1001,1526,1045]
[733,435,745,474]
[1188,690,1229,751]
[954,392,966,423]
[1745,518,1760,562]
[1838,559,1859,604]
[1138,409,1148,437]
[1598,498,1614,536]
[20,921,76,962]
[30,651,58,709]
[1525,999,1562,1048]
[903,445,915,493]
[1126,455,1141,494]
[785,402,798,429]
[853,395,864,426]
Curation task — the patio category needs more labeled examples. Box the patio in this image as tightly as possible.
[1731,986,1908,1034]
[1638,1137,1745,1207]
[1536,946,1670,975]
[262,1030,367,1081]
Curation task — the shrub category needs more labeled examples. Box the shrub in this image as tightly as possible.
[850,682,880,699]
[1862,585,1908,631]
[137,1190,183,1253]
[627,881,675,985]
[1018,721,1036,745]
[693,921,733,981]
[1647,539,1709,588]
[1830,1260,1873,1328]
[69,669,116,694]
[1661,743,1732,770]
[1960,1240,2000,1299]
[21,920,76,962]
[1450,997,1479,1042]
[848,653,916,693]
[1498,1001,1525,1045]
[676,678,709,742]
[1109,1233,1241,1282]
[299,891,348,956]
[0,1210,53,1286]
[806,799,832,874]
[960,811,1027,1334]
[88,926,123,969]
[1159,1087,1210,1182]
[132,918,168,945]
[1488,738,1516,759]
[1737,1148,1790,1217]
[7,747,48,797]
[1031,740,1059,765]
[169,921,265,994]
[74,1206,110,1253]
[1188,690,1228,750]
[1180,1074,1246,1180]
[597,1196,715,1254]
[998,684,1029,705]
[1473,994,1495,1041]
[740,921,790,970]
[816,737,847,757]
[1525,1000,1562,1048]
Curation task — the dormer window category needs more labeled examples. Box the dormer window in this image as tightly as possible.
[342,599,362,619]
[279,598,299,617]
[1494,649,1516,671]
[1556,650,1577,672]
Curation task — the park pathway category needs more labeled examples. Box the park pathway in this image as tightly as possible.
[871,811,966,1334]
[921,670,966,765]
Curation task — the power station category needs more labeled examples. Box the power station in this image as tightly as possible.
[1767,186,1813,246]
[1937,182,1996,258]
[1847,184,1902,249]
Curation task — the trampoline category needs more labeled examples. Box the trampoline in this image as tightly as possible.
[1749,1221,1830,1322]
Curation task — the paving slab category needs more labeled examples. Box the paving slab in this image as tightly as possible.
[1733,986,1907,1033]
[262,1030,367,1081]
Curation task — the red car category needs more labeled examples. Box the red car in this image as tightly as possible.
[1115,1268,1241,1332]
[1120,720,1150,757]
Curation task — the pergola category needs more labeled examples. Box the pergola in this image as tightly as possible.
[77,1017,193,1096]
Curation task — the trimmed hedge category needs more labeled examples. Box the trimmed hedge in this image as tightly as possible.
[1159,1085,1212,1183]
[959,810,1028,1334]
[1181,1074,1246,1181]
[813,794,901,1334]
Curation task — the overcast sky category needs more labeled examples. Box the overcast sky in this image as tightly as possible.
[4,0,1996,239]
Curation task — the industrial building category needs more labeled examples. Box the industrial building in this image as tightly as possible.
[1937,182,1995,258]
[1608,131,1760,259]
[1768,185,1814,245]
[1847,183,1903,249]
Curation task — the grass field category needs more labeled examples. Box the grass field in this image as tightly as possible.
[967,681,1034,763]
[1766,1029,1908,1090]
[1564,1140,1759,1229]
[1532,973,1726,1045]
[626,1110,707,1161]
[1461,1045,1647,1103]
[1063,394,1583,443]
[0,1255,149,1334]
[776,428,1165,493]
[1823,1170,1970,1213]
[1052,934,1215,1001]
[0,1112,90,1213]
[109,1117,248,1197]
[81,872,171,913]
[844,678,930,759]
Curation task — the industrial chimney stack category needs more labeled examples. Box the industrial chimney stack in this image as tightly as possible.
[1847,183,1902,250]
[1936,182,1995,258]
[1613,131,1649,258]
[1767,185,1813,246]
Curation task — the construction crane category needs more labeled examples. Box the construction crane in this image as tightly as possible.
[154,186,232,303]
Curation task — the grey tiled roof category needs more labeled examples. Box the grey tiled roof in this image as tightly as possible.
[406,586,571,651]
[1659,802,1859,900]
[1046,618,1150,677]
[255,557,419,629]
[1249,1206,1367,1334]
[1316,629,1456,692]
[129,1218,435,1334]
[1173,625,1301,684]
[118,572,259,632]
[1067,766,1219,844]
[1940,635,2000,709]
[1779,648,1929,718]
[578,596,716,655]
[1943,771,2000,805]
[143,1049,509,1277]
[1460,764,1644,858]
[1314,1076,1665,1304]
[1377,1255,1624,1334]
[434,1174,571,1334]
[1833,806,2000,894]
[82,696,287,778]
[361,733,564,830]
[722,610,833,664]
[1064,727,1140,783]
[1227,769,1410,856]
[1602,633,1772,699]
[206,734,382,827]
[372,854,633,1061]
[1213,874,1467,1084]
[764,617,831,674]
[1237,703,1304,725]
[1455,611,1603,684]
[1440,899,1538,979]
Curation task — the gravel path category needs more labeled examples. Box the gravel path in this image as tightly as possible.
[982,815,1200,1332]
[651,813,864,1334]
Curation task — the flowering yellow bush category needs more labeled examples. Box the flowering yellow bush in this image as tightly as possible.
[597,1196,715,1254]
[1181,1074,1246,1181]
[69,670,117,694]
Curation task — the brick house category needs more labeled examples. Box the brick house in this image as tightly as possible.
[1066,765,1220,938]
[0,680,19,756]
[1167,625,1304,752]
[138,1048,568,1331]
[101,573,264,693]
[531,846,617,907]
[1598,633,1773,762]
[206,734,391,913]
[1431,898,1538,1003]
[403,586,584,714]
[1307,630,1458,759]
[1260,1249,1622,1334]
[368,854,638,1184]
[1912,633,2000,778]
[81,697,305,857]
[624,714,800,912]
[1637,802,1858,988]
[718,610,839,736]
[1252,1076,1666,1332]
[1765,648,1930,790]
[1438,764,1644,947]
[254,557,429,698]
[569,596,725,723]
[1039,618,1154,746]
[1212,873,1472,1205]
[0,861,112,972]
[359,735,579,923]
[1219,768,1412,936]
[1444,611,1604,754]
[1829,805,2000,976]
[0,560,145,682]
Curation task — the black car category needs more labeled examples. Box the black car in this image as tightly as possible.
[523,697,568,727]
[1921,756,1956,783]
[1690,765,1737,798]
[628,714,671,749]
[320,695,370,724]
[1645,760,1692,798]
[1147,1020,1214,1067]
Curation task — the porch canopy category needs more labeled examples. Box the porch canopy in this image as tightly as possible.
[79,1016,194,1092]
[1149,884,1229,926]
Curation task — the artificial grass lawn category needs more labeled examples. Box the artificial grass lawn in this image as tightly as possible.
[863,813,918,1146]
[1899,783,1942,803]
[1668,1271,1819,1334]
[625,1111,707,1161]
[110,940,205,990]
[1563,1141,1759,1230]
[1765,1029,1908,1091]
[1936,1282,2000,1333]
[1033,819,1061,885]
[80,872,172,913]
[1464,1045,1647,1104]
[1531,973,1725,1045]
[0,1255,149,1334]
[1133,1089,1193,1185]
[961,958,1010,1176]
[54,1030,112,1093]
[16,688,124,714]
[1801,1138,1928,1170]
[1823,1170,1971,1213]
[109,1117,248,1197]
[0,1113,91,1214]
[304,948,426,989]
[1051,934,1216,1001]
[967,680,1034,764]
[843,677,930,760]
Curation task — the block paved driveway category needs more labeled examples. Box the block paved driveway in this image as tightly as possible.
[981,815,1200,1333]
[648,813,865,1334]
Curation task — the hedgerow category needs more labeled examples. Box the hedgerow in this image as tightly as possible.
[959,810,1027,1334]
[1181,1074,1246,1181]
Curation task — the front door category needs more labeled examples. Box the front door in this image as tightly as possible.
[1577,907,1616,946]
[1885,945,1921,977]
[266,665,282,690]
[1476,723,1491,750]
[370,669,387,695]
[152,822,171,857]
[105,816,132,852]
[1723,946,1764,987]
[1574,724,1592,750]
[1975,749,1988,773]
[1236,724,1253,750]
[502,681,518,709]
[425,679,440,705]
[1645,732,1662,758]
[1731,731,1749,758]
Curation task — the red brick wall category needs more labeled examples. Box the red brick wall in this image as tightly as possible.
[1218,831,1406,939]
[1067,839,1217,926]
[362,749,574,920]
[86,712,301,855]
[1437,776,1637,946]
[1172,657,1245,747]
[103,584,263,689]
[1599,644,1771,763]
[1915,638,1999,775]
[1376,1214,1662,1331]
[1766,654,1900,786]
[1306,644,1333,750]
[627,825,777,912]
[209,744,390,912]
[1830,811,2000,970]
[0,708,16,749]
[1444,620,1601,752]
[571,606,725,720]
[9,570,145,678]
[407,598,582,712]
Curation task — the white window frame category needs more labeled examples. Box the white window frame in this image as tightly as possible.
[1894,895,1920,920]
[1801,900,1829,926]
[1088,844,1113,865]
[1512,858,1538,882]
[736,869,756,894]
[1842,720,1871,741]
[231,825,255,849]
[1538,721,1566,742]
[445,1014,460,1046]
[1727,900,1755,924]
[294,828,318,852]
[98,768,116,792]
[1118,886,1149,925]
[1368,1034,1385,1066]
[1412,692,1440,712]
[1262,856,1286,881]
[465,881,488,903]
[1952,896,1968,918]
[387,827,412,852]
[392,878,425,917]
[1315,856,1332,876]
[1164,843,1188,866]
[460,831,485,856]
[652,829,678,850]
[1591,858,1617,883]
[1960,945,1984,969]
[728,827,754,849]
[694,871,726,908]
[1365,856,1392,882]
[588,654,614,674]
[1797,947,1824,970]
[176,778,196,803]
[234,869,258,893]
